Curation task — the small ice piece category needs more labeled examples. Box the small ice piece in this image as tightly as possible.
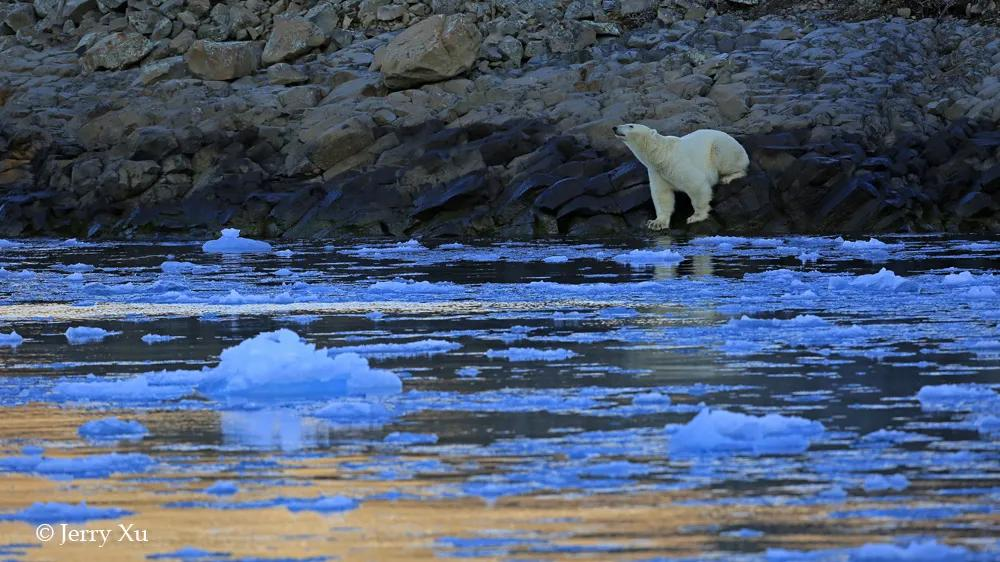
[313,399,393,424]
[65,326,120,344]
[862,474,909,492]
[942,271,980,286]
[840,238,898,251]
[829,268,918,292]
[484,347,577,362]
[668,408,825,456]
[438,242,464,249]
[279,314,320,325]
[384,432,438,445]
[274,268,294,277]
[0,330,24,348]
[202,229,272,254]
[916,384,998,412]
[860,429,929,444]
[78,417,148,441]
[0,267,35,279]
[141,334,183,344]
[329,339,461,358]
[367,278,462,295]
[721,528,764,538]
[366,311,385,321]
[204,481,239,496]
[612,249,684,266]
[0,452,154,479]
[975,415,1000,435]
[543,255,569,263]
[798,251,819,264]
[456,367,480,377]
[0,502,132,524]
[147,548,232,560]
[632,391,671,406]
[967,286,996,298]
[160,261,219,274]
[275,249,294,258]
[0,239,25,248]
[63,263,95,273]
[66,272,84,282]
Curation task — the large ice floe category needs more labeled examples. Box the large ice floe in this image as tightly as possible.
[53,329,402,406]
[201,229,273,254]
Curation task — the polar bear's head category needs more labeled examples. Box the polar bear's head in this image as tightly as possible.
[613,123,675,160]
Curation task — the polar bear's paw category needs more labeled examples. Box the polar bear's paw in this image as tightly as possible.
[686,213,709,224]
[646,218,671,231]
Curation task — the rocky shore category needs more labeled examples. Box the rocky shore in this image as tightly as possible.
[1,0,999,239]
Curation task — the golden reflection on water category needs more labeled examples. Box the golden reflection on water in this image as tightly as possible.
[1,406,992,561]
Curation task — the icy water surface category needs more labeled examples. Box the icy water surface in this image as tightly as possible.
[0,235,998,561]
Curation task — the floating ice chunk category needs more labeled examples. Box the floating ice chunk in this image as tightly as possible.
[279,314,320,325]
[0,330,23,348]
[202,229,272,254]
[692,236,749,246]
[862,474,909,492]
[829,268,918,292]
[543,255,569,263]
[0,453,154,479]
[916,384,998,412]
[78,417,148,441]
[141,334,183,344]
[54,374,193,403]
[967,286,996,298]
[484,347,577,361]
[313,399,393,424]
[579,460,652,478]
[197,330,402,402]
[632,392,671,406]
[329,339,461,358]
[456,367,480,377]
[62,263,95,273]
[722,528,764,538]
[160,261,219,274]
[0,267,34,279]
[798,251,819,264]
[65,326,120,344]
[861,429,930,444]
[367,278,463,296]
[147,547,232,560]
[438,242,464,250]
[612,249,684,266]
[275,249,294,258]
[384,432,438,445]
[366,311,385,321]
[668,408,825,456]
[768,538,991,562]
[344,240,427,258]
[0,502,132,524]
[204,481,239,496]
[840,238,900,251]
[0,239,25,248]
[942,271,981,286]
[726,314,830,330]
[66,272,84,282]
[274,268,295,277]
[60,238,92,247]
[975,415,1000,435]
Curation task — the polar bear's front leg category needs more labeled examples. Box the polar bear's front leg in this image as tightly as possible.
[647,172,675,231]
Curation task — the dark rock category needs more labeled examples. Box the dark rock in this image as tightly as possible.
[128,127,178,160]
[412,172,488,219]
[954,191,996,218]
[979,164,1000,194]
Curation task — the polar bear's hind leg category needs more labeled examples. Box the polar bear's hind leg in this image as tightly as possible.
[719,170,747,184]
[686,182,713,224]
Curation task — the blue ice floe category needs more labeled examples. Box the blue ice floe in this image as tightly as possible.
[0,267,35,279]
[201,229,272,254]
[861,473,909,492]
[383,432,439,445]
[65,326,121,344]
[55,330,402,407]
[141,333,183,344]
[766,538,993,562]
[204,481,239,496]
[828,268,918,292]
[916,384,999,412]
[612,249,684,266]
[484,347,577,361]
[0,502,132,524]
[328,339,461,358]
[78,417,149,441]
[168,495,357,514]
[0,452,154,479]
[160,261,220,274]
[668,408,825,457]
[0,330,23,347]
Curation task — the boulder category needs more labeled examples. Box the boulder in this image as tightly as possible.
[307,116,376,171]
[381,14,482,89]
[4,4,36,32]
[186,40,260,81]
[262,16,327,66]
[709,82,750,122]
[81,32,154,72]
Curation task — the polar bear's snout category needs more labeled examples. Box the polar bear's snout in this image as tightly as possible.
[612,125,625,138]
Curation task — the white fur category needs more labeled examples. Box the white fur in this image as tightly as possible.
[613,124,750,230]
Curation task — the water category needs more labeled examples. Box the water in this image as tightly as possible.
[0,235,998,561]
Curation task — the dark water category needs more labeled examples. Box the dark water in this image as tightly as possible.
[0,235,997,561]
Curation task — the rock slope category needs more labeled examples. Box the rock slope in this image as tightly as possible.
[1,0,998,238]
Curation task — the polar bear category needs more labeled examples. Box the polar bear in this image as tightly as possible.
[613,124,750,230]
